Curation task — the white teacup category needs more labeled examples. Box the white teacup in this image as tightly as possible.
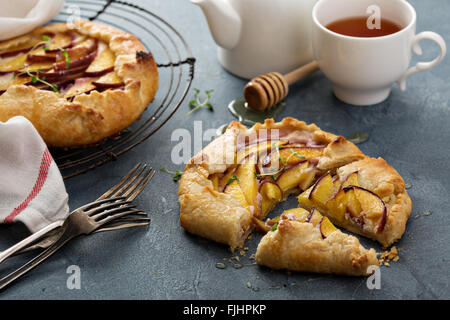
[312,0,447,105]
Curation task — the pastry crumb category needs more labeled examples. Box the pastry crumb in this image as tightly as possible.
[379,246,399,265]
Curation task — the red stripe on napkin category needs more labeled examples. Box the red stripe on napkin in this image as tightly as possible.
[4,148,53,224]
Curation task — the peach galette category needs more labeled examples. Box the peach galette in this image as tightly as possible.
[178,118,412,276]
[0,20,158,147]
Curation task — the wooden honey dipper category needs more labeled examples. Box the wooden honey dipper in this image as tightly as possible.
[243,61,319,110]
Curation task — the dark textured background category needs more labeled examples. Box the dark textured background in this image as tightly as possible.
[0,0,449,299]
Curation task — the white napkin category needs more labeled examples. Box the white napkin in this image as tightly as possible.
[0,0,65,41]
[0,116,69,233]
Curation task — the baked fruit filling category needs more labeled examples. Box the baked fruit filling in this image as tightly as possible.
[0,31,123,99]
[298,171,387,236]
[208,131,327,222]
[264,208,338,238]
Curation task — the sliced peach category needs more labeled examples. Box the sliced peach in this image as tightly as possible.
[235,163,258,209]
[63,77,97,99]
[270,147,324,167]
[19,62,54,73]
[345,187,362,218]
[342,172,359,188]
[44,33,73,52]
[325,189,347,223]
[354,186,386,221]
[276,161,309,193]
[84,42,115,76]
[309,173,334,207]
[281,208,309,222]
[298,166,317,191]
[306,208,322,227]
[224,180,249,209]
[260,181,282,217]
[0,54,27,72]
[297,186,315,208]
[332,176,341,193]
[92,72,123,89]
[0,36,40,58]
[319,216,338,238]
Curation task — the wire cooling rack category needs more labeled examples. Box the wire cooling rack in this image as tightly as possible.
[49,0,195,179]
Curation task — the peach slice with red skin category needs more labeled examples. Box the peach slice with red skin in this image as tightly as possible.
[324,188,347,223]
[308,173,334,209]
[352,186,387,232]
[342,172,359,189]
[276,161,309,193]
[345,187,363,219]
[306,208,323,227]
[84,43,115,77]
[318,216,338,238]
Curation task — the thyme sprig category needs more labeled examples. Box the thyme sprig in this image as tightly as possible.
[25,69,59,93]
[186,88,214,115]
[227,174,239,185]
[160,168,183,182]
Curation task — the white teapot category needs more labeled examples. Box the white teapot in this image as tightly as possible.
[192,0,318,79]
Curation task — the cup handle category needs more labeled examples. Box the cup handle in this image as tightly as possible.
[398,31,447,90]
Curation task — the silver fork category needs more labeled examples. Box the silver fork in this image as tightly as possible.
[8,163,154,255]
[0,163,155,290]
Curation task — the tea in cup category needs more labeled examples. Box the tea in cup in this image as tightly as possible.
[312,0,446,105]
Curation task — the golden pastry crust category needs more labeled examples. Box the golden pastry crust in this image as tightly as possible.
[0,20,158,147]
[178,118,365,251]
[336,157,412,247]
[255,218,379,276]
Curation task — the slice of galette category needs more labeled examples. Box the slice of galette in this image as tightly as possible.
[255,208,379,276]
[297,157,412,248]
[0,20,158,147]
[178,118,365,251]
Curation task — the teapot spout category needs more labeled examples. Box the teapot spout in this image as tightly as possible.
[191,0,241,49]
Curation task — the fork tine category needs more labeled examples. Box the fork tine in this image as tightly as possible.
[109,217,150,223]
[96,163,142,201]
[110,164,147,199]
[123,167,154,202]
[126,169,155,202]
[91,204,137,221]
[85,200,133,216]
[77,196,126,212]
[93,221,150,234]
[96,210,146,226]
